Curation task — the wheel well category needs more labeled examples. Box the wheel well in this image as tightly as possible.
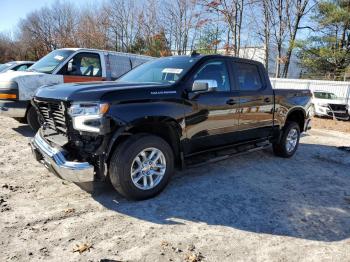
[25,103,32,119]
[108,121,182,166]
[286,110,305,131]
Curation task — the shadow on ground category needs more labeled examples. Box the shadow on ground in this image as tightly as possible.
[80,143,350,242]
[12,124,35,137]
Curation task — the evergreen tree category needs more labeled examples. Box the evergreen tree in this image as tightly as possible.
[298,0,350,80]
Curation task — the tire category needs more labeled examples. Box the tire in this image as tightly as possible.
[273,121,300,158]
[109,134,174,200]
[26,106,41,132]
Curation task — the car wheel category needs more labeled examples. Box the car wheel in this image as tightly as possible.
[273,122,300,158]
[26,106,41,132]
[109,134,174,200]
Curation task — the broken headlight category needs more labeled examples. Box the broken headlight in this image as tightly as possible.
[69,102,110,133]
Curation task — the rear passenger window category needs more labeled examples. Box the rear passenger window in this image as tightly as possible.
[236,63,262,91]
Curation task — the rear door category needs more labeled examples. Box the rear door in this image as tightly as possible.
[232,61,274,139]
[184,58,240,153]
[58,52,105,83]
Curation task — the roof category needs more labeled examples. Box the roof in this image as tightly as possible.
[58,48,153,59]
[4,61,35,65]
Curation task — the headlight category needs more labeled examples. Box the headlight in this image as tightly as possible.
[69,102,109,116]
[318,103,329,107]
[68,102,110,133]
[0,81,18,100]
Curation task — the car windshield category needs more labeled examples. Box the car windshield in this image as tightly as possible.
[118,56,199,84]
[0,63,14,72]
[314,92,337,100]
[28,50,74,74]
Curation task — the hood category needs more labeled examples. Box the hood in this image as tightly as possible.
[35,81,169,101]
[0,70,45,80]
[0,71,63,100]
[313,97,348,105]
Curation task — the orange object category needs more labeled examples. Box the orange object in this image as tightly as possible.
[100,103,110,114]
[0,94,17,99]
[64,76,104,83]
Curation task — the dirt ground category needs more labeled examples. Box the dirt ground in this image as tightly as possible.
[1,116,350,262]
[313,117,350,133]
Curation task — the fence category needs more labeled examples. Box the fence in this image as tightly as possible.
[270,78,350,104]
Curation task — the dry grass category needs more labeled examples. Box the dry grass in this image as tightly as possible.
[313,117,350,133]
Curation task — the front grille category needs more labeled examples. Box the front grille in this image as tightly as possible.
[35,100,68,135]
[328,104,347,112]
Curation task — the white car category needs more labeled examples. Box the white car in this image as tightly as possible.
[312,91,349,120]
[0,61,35,73]
[0,48,152,130]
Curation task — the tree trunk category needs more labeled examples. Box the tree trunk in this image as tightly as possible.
[263,0,270,71]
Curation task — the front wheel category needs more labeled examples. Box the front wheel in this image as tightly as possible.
[26,106,41,131]
[273,122,301,158]
[109,134,174,200]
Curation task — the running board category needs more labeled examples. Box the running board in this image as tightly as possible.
[185,141,271,168]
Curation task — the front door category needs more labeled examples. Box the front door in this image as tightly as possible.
[58,52,104,83]
[184,59,240,154]
[233,61,274,139]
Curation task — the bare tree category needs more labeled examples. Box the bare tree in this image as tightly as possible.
[281,0,311,77]
[201,0,245,56]
[162,0,202,54]
[77,5,111,49]
[106,0,141,52]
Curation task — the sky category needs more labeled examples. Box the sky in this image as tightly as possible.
[0,0,98,34]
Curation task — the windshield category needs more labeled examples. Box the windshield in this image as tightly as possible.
[118,56,199,84]
[314,92,337,100]
[0,63,14,72]
[28,50,74,74]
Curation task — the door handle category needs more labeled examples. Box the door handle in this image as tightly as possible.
[226,99,237,105]
[264,97,271,103]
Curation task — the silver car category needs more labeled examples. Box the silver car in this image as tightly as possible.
[0,61,35,73]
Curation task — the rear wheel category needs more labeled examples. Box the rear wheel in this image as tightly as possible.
[26,106,41,132]
[273,122,300,158]
[109,134,174,200]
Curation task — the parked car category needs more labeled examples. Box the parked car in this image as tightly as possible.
[30,54,313,200]
[312,90,349,120]
[0,48,152,130]
[0,61,35,73]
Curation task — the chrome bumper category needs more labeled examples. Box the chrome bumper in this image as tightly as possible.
[30,132,95,183]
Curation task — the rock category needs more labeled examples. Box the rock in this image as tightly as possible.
[187,244,195,251]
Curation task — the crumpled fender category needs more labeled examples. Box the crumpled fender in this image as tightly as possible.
[0,71,63,100]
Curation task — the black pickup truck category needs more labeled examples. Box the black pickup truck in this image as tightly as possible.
[30,54,313,200]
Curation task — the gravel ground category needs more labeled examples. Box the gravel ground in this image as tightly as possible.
[313,117,350,133]
[1,116,350,262]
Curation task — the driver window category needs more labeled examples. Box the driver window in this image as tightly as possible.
[60,53,102,77]
[193,60,230,92]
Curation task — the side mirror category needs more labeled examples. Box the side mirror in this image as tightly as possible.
[192,80,218,92]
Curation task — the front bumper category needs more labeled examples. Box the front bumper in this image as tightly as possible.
[30,131,95,183]
[326,110,349,120]
[0,100,28,118]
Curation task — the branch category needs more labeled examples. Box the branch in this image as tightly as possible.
[297,26,316,31]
